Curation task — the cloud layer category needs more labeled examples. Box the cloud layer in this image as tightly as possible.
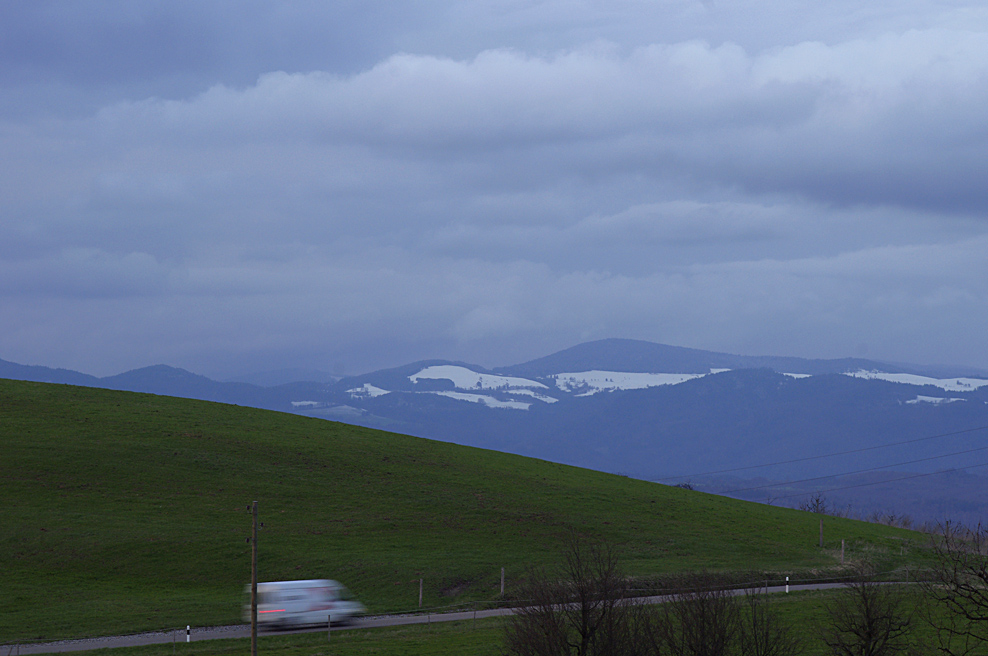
[2,2,987,376]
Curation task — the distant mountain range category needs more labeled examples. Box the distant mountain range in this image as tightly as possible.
[5,338,988,525]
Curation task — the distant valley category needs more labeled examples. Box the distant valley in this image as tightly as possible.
[5,338,988,525]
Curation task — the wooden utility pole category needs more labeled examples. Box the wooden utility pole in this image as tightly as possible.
[251,501,258,656]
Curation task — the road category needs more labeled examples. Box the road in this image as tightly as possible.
[5,583,845,655]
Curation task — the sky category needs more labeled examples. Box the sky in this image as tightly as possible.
[2,1,988,379]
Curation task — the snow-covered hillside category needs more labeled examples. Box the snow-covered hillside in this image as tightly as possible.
[551,370,717,395]
[846,370,988,392]
[323,363,988,411]
[409,365,548,390]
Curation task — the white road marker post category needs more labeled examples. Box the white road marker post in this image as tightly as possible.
[186,625,190,643]
[785,577,789,594]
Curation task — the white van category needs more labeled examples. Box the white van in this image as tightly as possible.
[243,579,366,628]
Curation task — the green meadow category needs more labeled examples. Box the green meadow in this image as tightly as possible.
[1,379,929,643]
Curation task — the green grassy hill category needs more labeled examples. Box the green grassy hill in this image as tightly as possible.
[0,379,927,642]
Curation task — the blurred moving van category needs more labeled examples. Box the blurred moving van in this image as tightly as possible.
[243,579,366,628]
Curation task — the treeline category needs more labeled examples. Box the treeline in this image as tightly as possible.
[504,524,988,656]
[794,492,919,530]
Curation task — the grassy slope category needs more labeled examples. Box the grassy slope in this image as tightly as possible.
[0,379,927,642]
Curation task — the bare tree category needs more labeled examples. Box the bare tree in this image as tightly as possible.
[800,493,830,515]
[558,538,632,656]
[922,521,988,656]
[504,565,571,656]
[504,536,646,656]
[650,574,801,656]
[654,572,741,656]
[506,546,801,656]
[868,511,914,530]
[798,493,851,519]
[737,590,803,656]
[821,564,914,656]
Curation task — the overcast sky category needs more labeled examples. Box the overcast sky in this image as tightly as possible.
[2,1,988,378]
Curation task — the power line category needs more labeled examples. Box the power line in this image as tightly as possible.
[655,424,988,482]
[723,442,988,494]
[752,462,988,502]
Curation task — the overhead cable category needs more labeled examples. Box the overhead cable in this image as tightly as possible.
[754,462,988,502]
[655,424,988,482]
[723,442,988,494]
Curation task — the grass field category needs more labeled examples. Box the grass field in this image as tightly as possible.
[0,379,931,643]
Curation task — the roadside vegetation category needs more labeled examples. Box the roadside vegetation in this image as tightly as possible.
[5,584,977,656]
[501,530,988,656]
[1,379,934,643]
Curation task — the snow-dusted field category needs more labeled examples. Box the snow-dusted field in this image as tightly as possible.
[347,383,390,398]
[906,395,965,405]
[429,390,531,410]
[552,370,709,395]
[409,365,548,390]
[846,370,988,392]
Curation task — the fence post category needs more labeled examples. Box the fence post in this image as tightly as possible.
[501,567,505,596]
[419,578,423,607]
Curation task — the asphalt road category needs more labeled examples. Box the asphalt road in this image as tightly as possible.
[7,583,846,655]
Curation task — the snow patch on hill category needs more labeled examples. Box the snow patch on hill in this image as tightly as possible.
[429,391,531,410]
[402,364,988,402]
[347,383,390,399]
[552,370,710,395]
[906,395,965,405]
[847,370,988,392]
[410,365,548,390]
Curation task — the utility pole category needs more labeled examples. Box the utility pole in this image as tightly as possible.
[250,501,258,656]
